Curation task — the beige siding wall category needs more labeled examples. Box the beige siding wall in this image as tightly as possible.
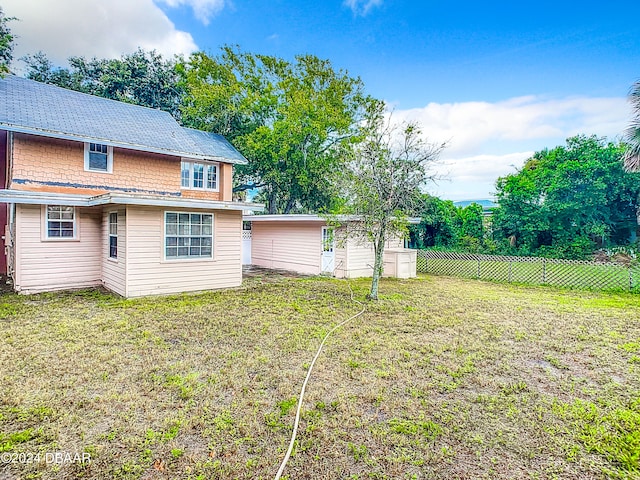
[102,208,126,296]
[15,204,102,293]
[337,232,404,279]
[251,222,322,275]
[125,206,242,297]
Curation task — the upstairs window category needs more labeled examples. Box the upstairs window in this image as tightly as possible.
[84,143,113,173]
[181,161,218,191]
[46,206,76,239]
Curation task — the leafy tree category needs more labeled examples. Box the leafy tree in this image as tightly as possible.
[454,202,484,242]
[0,7,15,75]
[23,49,185,119]
[624,79,640,172]
[338,100,444,299]
[180,47,368,213]
[493,135,640,259]
[409,197,486,251]
[409,196,457,248]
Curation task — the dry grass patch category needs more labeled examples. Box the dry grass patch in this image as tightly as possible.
[0,275,639,479]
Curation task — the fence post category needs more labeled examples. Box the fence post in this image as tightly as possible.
[542,258,546,284]
[477,257,481,279]
[630,267,633,292]
[508,261,512,283]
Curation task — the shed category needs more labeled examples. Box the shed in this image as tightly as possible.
[243,214,417,279]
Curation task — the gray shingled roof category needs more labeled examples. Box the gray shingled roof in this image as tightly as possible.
[0,75,247,164]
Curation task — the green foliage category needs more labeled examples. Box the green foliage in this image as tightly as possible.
[409,196,487,252]
[180,46,368,213]
[492,135,640,259]
[0,7,15,75]
[23,49,185,119]
[0,429,35,452]
[552,398,640,474]
[387,418,442,440]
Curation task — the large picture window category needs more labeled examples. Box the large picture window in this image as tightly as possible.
[181,161,218,191]
[165,212,213,259]
[46,206,76,239]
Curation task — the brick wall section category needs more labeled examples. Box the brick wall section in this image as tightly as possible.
[9,133,235,201]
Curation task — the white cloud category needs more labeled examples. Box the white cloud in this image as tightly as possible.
[343,0,383,16]
[393,95,629,157]
[428,152,532,201]
[156,0,226,25]
[4,0,198,68]
[391,95,630,200]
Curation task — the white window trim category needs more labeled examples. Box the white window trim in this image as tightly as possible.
[84,143,113,173]
[322,226,335,253]
[108,211,118,261]
[41,205,79,241]
[163,210,215,262]
[180,160,220,192]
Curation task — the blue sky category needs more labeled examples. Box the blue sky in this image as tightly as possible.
[162,0,639,105]
[5,0,640,200]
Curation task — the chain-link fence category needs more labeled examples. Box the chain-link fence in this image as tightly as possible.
[417,250,640,292]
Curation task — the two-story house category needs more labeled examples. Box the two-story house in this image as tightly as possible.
[0,75,262,297]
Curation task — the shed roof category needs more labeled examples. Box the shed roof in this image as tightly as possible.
[243,214,421,224]
[0,75,247,164]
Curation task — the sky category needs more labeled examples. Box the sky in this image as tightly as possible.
[4,0,640,201]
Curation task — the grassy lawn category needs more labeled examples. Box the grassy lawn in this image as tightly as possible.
[1,274,639,479]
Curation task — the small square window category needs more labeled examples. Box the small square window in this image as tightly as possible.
[85,143,113,173]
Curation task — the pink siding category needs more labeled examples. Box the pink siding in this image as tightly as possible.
[102,208,126,296]
[251,222,322,275]
[14,204,102,293]
[125,206,242,297]
[250,221,406,278]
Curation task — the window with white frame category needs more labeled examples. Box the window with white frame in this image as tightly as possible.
[164,212,213,259]
[84,142,113,173]
[46,206,76,239]
[181,161,218,191]
[108,212,118,259]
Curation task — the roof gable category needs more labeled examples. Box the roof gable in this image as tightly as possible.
[0,75,247,164]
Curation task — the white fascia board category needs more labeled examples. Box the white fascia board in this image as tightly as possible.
[90,194,264,212]
[243,214,325,222]
[0,124,248,165]
[0,189,264,212]
[0,190,92,206]
[243,214,421,224]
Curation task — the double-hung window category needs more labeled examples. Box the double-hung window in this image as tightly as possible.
[165,212,213,259]
[46,206,76,239]
[108,212,118,259]
[84,143,113,173]
[181,161,218,191]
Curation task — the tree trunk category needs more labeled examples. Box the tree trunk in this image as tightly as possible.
[283,197,295,214]
[369,227,386,300]
[267,189,277,214]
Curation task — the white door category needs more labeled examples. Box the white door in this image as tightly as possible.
[242,229,252,265]
[321,227,335,273]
